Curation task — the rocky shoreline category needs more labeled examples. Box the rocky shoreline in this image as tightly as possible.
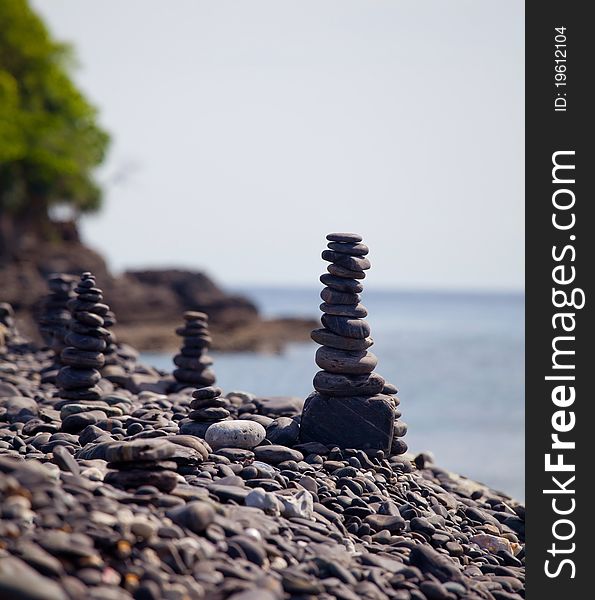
[1,331,524,600]
[0,239,316,353]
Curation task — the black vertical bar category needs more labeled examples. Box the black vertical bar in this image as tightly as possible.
[526,2,593,597]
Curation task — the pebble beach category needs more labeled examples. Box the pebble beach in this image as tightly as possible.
[0,235,525,600]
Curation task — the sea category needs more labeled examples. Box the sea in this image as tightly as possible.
[143,287,525,502]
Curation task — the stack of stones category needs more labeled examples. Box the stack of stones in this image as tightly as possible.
[181,386,230,438]
[38,273,77,355]
[300,233,407,454]
[101,308,119,368]
[173,311,216,388]
[56,272,110,402]
[103,439,181,494]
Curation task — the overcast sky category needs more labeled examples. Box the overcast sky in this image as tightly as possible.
[33,0,524,291]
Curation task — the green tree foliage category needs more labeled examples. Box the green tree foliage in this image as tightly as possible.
[0,0,109,231]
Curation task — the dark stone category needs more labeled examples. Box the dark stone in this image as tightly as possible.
[327,241,369,256]
[61,410,107,433]
[299,393,395,451]
[64,334,107,352]
[166,501,215,533]
[321,314,371,339]
[105,469,178,492]
[327,264,366,279]
[313,371,385,396]
[319,273,363,293]
[320,287,360,305]
[67,299,110,316]
[315,346,377,375]
[173,354,213,369]
[326,232,363,243]
[173,368,216,386]
[61,348,105,369]
[382,382,398,395]
[320,302,367,318]
[311,328,373,351]
[409,545,463,582]
[189,397,228,410]
[253,445,304,464]
[192,386,223,400]
[321,250,371,271]
[72,312,105,327]
[266,417,300,446]
[55,366,101,390]
[189,407,230,421]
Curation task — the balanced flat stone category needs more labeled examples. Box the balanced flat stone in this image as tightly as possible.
[320,287,360,305]
[299,393,395,452]
[310,328,373,351]
[327,241,369,256]
[61,348,104,369]
[64,333,106,352]
[192,386,223,400]
[56,367,101,390]
[321,314,371,339]
[319,302,367,318]
[315,347,378,375]
[327,264,366,279]
[313,371,385,396]
[319,274,363,293]
[326,232,363,243]
[321,250,371,271]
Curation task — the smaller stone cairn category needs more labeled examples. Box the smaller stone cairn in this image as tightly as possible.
[38,273,77,355]
[173,311,216,388]
[181,385,231,438]
[300,232,407,454]
[56,272,110,401]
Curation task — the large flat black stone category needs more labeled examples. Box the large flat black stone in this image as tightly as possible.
[299,393,395,452]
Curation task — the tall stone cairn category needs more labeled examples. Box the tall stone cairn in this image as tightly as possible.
[299,232,407,454]
[173,311,216,388]
[38,273,77,356]
[56,272,110,401]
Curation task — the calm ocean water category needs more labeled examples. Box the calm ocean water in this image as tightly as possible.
[143,287,525,501]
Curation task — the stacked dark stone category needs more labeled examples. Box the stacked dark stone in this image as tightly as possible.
[56,272,110,401]
[101,308,118,367]
[300,233,407,454]
[173,311,216,388]
[180,385,230,438]
[104,439,181,494]
[38,273,77,355]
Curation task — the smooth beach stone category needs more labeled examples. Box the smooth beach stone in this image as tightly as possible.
[326,232,363,243]
[105,469,178,492]
[192,386,223,400]
[69,321,109,338]
[72,311,104,327]
[61,348,105,369]
[322,250,371,271]
[364,513,406,533]
[61,410,107,433]
[327,263,366,279]
[167,501,215,533]
[105,439,178,462]
[315,347,378,375]
[181,336,213,349]
[382,382,399,395]
[58,386,102,401]
[189,397,228,410]
[189,407,231,421]
[391,438,408,455]
[184,311,208,321]
[173,354,213,369]
[311,328,373,351]
[319,274,363,293]
[313,371,385,396]
[265,417,300,446]
[320,287,360,305]
[321,315,370,339]
[320,302,368,318]
[253,445,304,465]
[67,299,109,315]
[56,366,101,390]
[327,241,369,256]
[173,368,216,386]
[205,420,266,450]
[64,334,106,352]
[300,393,395,452]
[393,420,408,438]
[179,420,212,438]
[77,293,102,303]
